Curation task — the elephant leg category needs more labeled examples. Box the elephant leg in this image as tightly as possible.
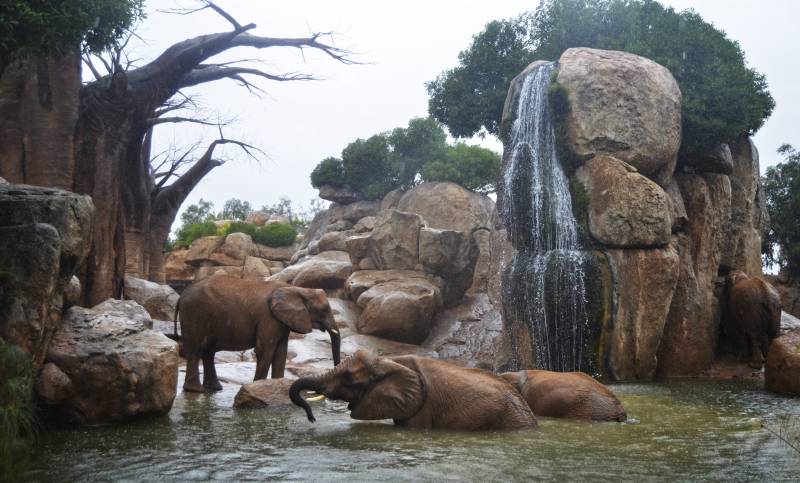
[748,336,764,369]
[270,335,290,379]
[202,351,223,391]
[184,354,205,393]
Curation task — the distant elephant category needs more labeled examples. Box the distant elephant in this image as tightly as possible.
[500,370,627,422]
[289,350,537,430]
[724,270,782,369]
[176,274,340,392]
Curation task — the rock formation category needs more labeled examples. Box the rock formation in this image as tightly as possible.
[500,48,770,380]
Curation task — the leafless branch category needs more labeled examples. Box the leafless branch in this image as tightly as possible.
[82,55,104,80]
[179,65,314,89]
[147,116,221,127]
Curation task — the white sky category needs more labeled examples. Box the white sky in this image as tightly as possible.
[127,0,800,220]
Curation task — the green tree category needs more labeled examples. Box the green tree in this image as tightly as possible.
[310,157,346,189]
[427,0,774,157]
[421,143,501,193]
[180,199,215,226]
[388,117,449,189]
[762,144,800,276]
[341,134,395,199]
[218,198,252,221]
[0,0,144,71]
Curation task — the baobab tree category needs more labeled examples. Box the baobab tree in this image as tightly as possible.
[1,1,355,304]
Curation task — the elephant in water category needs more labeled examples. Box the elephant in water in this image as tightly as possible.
[501,370,627,422]
[724,270,782,369]
[176,274,340,392]
[290,350,538,430]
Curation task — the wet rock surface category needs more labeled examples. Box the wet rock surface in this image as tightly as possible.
[765,327,800,396]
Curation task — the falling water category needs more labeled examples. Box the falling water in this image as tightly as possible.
[500,62,591,372]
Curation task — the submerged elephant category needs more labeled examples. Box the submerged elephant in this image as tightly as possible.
[501,370,627,422]
[290,350,538,430]
[176,274,340,392]
[724,270,782,369]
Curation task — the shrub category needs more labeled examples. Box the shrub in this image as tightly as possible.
[0,339,37,480]
[175,221,217,248]
[310,157,347,188]
[427,0,775,157]
[253,223,297,247]
[223,221,257,237]
[420,143,500,193]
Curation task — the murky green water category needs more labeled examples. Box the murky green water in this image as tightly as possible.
[27,379,800,481]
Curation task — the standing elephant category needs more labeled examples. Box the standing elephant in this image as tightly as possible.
[176,274,340,392]
[289,350,537,430]
[500,370,627,422]
[724,270,782,369]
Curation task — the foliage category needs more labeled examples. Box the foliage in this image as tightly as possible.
[420,143,500,193]
[427,0,775,157]
[310,157,347,189]
[222,221,257,237]
[0,339,37,480]
[252,223,297,247]
[762,144,800,276]
[218,198,252,222]
[175,221,217,248]
[179,199,215,227]
[0,0,144,64]
[310,117,500,198]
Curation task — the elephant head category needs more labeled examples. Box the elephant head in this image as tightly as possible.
[289,350,423,422]
[269,286,341,366]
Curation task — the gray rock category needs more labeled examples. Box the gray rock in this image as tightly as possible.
[92,298,154,329]
[123,275,179,321]
[318,184,362,204]
[367,209,424,270]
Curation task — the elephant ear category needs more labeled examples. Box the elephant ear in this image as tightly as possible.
[351,356,424,421]
[269,287,312,333]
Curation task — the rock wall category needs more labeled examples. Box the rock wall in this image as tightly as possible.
[501,48,769,380]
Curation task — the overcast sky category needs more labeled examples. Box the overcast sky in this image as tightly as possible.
[128,0,800,220]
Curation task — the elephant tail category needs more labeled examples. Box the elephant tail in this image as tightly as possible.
[166,300,182,343]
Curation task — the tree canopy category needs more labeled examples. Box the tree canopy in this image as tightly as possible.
[310,117,500,199]
[427,0,774,157]
[0,0,144,67]
[762,145,800,276]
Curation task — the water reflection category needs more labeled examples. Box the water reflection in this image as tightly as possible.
[28,379,800,481]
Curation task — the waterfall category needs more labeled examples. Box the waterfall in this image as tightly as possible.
[500,62,591,372]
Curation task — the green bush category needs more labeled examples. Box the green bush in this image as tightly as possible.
[175,221,217,248]
[222,221,256,237]
[427,0,775,158]
[310,157,347,188]
[420,143,500,193]
[0,339,36,480]
[253,223,297,247]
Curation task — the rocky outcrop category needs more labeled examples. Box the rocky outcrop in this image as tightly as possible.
[0,184,94,365]
[367,209,424,270]
[37,306,179,423]
[765,328,800,396]
[766,274,800,319]
[164,248,193,283]
[604,242,680,380]
[556,47,682,185]
[233,378,295,408]
[318,184,362,204]
[91,299,153,329]
[269,250,352,289]
[123,275,179,321]
[244,211,270,226]
[575,155,672,247]
[345,270,443,344]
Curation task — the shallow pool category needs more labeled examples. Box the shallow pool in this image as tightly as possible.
[27,378,800,481]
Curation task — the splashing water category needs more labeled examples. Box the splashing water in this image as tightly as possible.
[500,62,591,372]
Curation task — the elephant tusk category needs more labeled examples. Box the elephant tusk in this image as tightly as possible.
[330,328,339,334]
[305,394,326,402]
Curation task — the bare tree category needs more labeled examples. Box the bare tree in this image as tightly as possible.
[63,1,356,303]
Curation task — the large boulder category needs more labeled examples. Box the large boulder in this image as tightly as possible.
[91,299,153,329]
[318,184,362,204]
[0,184,94,365]
[366,209,424,270]
[765,329,800,396]
[185,236,225,266]
[657,174,730,376]
[258,244,297,262]
[604,241,680,380]
[346,270,443,344]
[233,378,295,409]
[556,48,682,185]
[164,249,193,282]
[575,155,671,247]
[396,182,494,233]
[37,306,179,423]
[269,250,352,289]
[217,232,258,264]
[418,227,479,306]
[245,211,270,226]
[123,275,179,321]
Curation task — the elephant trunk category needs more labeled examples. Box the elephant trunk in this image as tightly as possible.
[329,328,341,366]
[290,377,324,422]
